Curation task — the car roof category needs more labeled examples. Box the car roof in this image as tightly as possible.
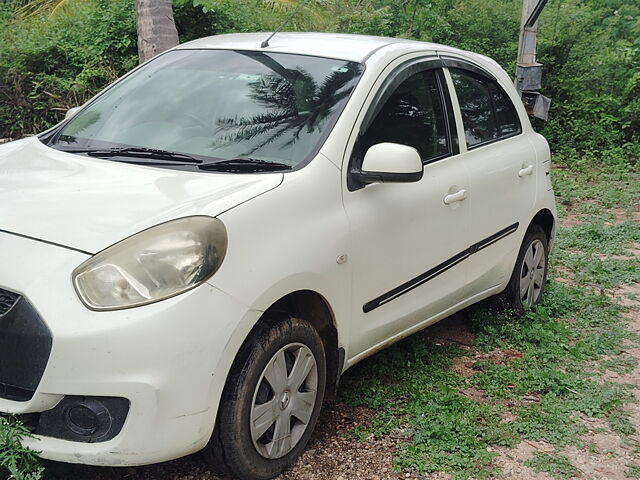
[177,32,458,63]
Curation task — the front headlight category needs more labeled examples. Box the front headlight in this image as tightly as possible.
[73,216,227,311]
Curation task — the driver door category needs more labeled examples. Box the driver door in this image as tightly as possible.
[342,58,471,360]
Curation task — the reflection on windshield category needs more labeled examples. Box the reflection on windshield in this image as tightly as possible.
[51,50,363,170]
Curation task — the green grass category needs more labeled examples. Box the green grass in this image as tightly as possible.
[525,452,578,480]
[339,283,635,478]
[555,219,639,256]
[551,158,640,212]
[338,159,639,479]
[627,464,640,479]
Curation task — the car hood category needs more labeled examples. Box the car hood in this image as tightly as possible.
[0,137,283,254]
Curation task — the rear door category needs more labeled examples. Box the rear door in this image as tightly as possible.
[442,57,537,297]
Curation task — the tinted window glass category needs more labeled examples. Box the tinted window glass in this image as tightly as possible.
[361,69,448,161]
[490,82,521,136]
[450,68,498,147]
[51,50,363,169]
[450,68,521,148]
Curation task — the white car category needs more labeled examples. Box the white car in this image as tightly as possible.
[0,32,556,479]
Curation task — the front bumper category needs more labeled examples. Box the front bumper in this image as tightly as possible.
[0,231,254,466]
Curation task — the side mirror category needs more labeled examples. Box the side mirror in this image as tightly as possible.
[351,143,423,188]
[65,106,82,120]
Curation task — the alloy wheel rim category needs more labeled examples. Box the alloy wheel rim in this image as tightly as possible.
[519,239,546,307]
[250,342,318,459]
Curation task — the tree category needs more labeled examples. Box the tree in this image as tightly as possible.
[135,0,179,63]
[18,0,180,64]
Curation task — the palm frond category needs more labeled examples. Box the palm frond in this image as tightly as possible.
[17,0,74,18]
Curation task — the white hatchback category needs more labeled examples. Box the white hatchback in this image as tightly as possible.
[0,32,556,479]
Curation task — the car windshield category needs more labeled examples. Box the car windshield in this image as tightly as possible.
[48,49,363,170]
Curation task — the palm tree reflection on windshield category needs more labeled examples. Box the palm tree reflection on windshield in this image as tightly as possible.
[214,66,358,157]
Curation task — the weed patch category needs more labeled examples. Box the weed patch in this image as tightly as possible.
[525,451,578,480]
[0,416,43,480]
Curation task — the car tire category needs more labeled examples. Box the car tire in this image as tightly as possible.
[203,316,326,480]
[494,224,549,315]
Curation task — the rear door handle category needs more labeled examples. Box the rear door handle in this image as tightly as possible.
[443,189,467,205]
[518,165,534,177]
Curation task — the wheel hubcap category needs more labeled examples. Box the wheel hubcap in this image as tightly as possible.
[519,239,546,307]
[250,343,318,459]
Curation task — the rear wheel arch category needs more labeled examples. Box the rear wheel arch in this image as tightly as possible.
[528,208,555,246]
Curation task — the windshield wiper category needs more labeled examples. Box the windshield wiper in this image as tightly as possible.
[60,146,203,164]
[198,158,292,171]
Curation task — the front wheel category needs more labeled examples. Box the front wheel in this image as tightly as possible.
[495,224,549,315]
[204,317,326,480]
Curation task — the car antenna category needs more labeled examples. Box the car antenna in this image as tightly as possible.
[261,0,312,49]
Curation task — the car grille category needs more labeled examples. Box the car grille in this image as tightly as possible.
[0,289,18,315]
[0,288,52,401]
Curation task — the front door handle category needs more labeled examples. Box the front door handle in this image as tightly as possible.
[443,189,467,205]
[518,165,534,177]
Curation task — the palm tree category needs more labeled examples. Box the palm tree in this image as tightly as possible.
[18,0,179,64]
[135,0,179,64]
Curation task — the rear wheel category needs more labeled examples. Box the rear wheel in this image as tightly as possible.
[494,224,549,314]
[204,316,326,480]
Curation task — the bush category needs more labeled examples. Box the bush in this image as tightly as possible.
[0,0,137,137]
[0,0,637,159]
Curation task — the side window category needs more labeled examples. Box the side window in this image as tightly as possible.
[490,82,520,136]
[360,69,449,162]
[450,68,521,148]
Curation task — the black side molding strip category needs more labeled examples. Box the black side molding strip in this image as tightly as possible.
[363,223,519,313]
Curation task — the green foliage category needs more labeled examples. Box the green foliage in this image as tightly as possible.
[538,0,640,156]
[525,452,578,480]
[556,219,640,256]
[340,337,514,479]
[608,410,636,436]
[1,0,639,163]
[551,154,640,211]
[0,0,138,137]
[0,416,43,480]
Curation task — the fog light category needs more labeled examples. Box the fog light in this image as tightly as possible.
[36,395,129,443]
[66,404,99,435]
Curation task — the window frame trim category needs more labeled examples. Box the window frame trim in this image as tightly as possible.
[347,57,459,191]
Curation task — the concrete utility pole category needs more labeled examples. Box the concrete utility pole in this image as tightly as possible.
[515,0,551,120]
